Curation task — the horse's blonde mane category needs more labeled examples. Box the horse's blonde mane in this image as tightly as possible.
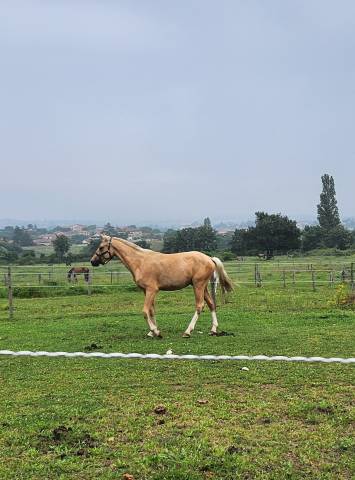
[112,236,149,252]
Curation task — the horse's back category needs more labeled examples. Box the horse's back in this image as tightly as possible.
[137,250,215,290]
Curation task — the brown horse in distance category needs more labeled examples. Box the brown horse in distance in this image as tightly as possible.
[90,235,233,338]
[67,267,90,283]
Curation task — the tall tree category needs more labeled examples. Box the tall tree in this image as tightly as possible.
[317,174,340,230]
[0,240,22,262]
[162,229,178,253]
[176,228,197,251]
[52,234,71,261]
[197,217,217,252]
[12,226,33,246]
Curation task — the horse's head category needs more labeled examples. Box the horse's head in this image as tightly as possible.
[90,235,114,266]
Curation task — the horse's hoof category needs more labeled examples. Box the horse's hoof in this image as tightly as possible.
[147,331,154,338]
[182,332,191,338]
[156,333,163,339]
[209,331,218,336]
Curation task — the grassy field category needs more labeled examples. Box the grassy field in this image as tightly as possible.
[0,258,354,479]
[22,244,86,256]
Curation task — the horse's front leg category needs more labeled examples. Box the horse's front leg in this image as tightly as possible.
[143,289,161,338]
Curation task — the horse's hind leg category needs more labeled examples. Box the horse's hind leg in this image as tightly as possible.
[143,289,162,338]
[147,296,158,337]
[183,283,205,337]
[204,287,219,335]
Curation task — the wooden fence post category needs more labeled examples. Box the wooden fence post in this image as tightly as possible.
[351,263,354,291]
[341,267,346,283]
[8,266,14,320]
[312,270,316,291]
[329,271,334,288]
[256,264,262,287]
[282,269,286,288]
[87,271,92,296]
[254,264,257,287]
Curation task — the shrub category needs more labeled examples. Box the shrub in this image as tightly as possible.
[219,251,235,261]
[331,283,355,308]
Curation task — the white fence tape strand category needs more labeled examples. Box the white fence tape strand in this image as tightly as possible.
[0,350,354,363]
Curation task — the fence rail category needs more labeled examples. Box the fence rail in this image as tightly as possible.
[1,262,354,320]
[0,280,352,289]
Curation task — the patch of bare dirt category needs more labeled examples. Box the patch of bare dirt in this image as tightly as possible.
[36,425,98,458]
[154,405,167,415]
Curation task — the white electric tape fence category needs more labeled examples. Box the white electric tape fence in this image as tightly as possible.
[0,350,354,364]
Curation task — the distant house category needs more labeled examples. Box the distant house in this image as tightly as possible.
[33,233,57,246]
[69,225,90,237]
[71,224,85,232]
[217,229,234,235]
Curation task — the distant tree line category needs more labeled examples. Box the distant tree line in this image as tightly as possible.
[0,174,354,264]
[161,174,354,258]
[231,175,354,256]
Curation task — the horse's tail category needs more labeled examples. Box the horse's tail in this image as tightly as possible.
[211,257,234,295]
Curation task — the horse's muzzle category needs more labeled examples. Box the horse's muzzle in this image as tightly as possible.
[90,256,101,267]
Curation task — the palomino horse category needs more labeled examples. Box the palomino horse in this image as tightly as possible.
[90,235,233,338]
[67,267,90,283]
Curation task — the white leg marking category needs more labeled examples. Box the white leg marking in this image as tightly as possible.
[144,313,161,337]
[211,311,218,333]
[184,311,200,336]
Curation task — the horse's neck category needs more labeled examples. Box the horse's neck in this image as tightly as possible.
[111,238,145,274]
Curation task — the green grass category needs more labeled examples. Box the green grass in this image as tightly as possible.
[0,261,354,479]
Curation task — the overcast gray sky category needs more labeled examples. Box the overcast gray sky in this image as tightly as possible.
[1,1,354,225]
